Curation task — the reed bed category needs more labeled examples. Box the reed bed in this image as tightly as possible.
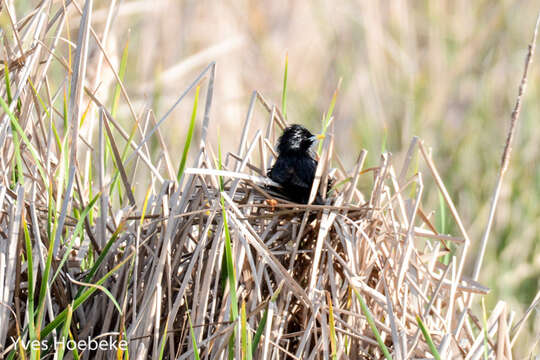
[0,1,539,359]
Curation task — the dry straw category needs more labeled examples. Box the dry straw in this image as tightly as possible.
[0,1,539,359]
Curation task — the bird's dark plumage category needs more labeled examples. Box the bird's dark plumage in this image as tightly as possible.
[268,124,323,204]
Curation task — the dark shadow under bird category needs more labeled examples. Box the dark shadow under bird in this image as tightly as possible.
[267,124,326,204]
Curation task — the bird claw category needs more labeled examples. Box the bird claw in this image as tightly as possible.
[265,198,278,211]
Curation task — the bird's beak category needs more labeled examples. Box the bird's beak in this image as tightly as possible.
[310,134,325,142]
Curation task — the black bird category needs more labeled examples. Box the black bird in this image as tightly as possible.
[268,124,325,204]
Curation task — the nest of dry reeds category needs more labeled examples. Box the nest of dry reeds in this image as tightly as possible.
[140,105,498,359]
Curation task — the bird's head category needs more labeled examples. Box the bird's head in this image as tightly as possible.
[277,124,324,155]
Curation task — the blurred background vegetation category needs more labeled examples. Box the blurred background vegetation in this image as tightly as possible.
[8,0,540,354]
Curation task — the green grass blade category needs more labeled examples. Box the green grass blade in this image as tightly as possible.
[103,37,131,201]
[55,304,73,360]
[318,78,341,153]
[11,119,23,186]
[416,315,441,360]
[241,301,252,360]
[251,283,283,354]
[68,329,81,360]
[111,37,129,118]
[217,128,225,191]
[251,306,268,355]
[4,62,23,186]
[281,53,288,119]
[140,186,152,227]
[87,155,94,225]
[177,85,200,182]
[36,192,59,333]
[74,220,126,299]
[326,292,338,360]
[51,119,62,156]
[220,195,237,309]
[352,287,392,360]
[28,79,51,119]
[23,219,37,360]
[52,193,100,283]
[217,130,238,359]
[186,307,200,360]
[78,97,92,128]
[324,78,341,129]
[158,318,171,360]
[69,275,123,315]
[40,250,134,338]
[63,86,68,132]
[116,326,127,360]
[0,96,47,185]
[223,196,237,360]
[5,62,13,102]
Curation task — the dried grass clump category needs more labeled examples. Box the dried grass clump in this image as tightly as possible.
[1,2,539,360]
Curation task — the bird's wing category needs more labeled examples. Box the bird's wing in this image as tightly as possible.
[270,158,314,188]
[288,167,313,189]
[292,157,318,189]
[268,159,294,184]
